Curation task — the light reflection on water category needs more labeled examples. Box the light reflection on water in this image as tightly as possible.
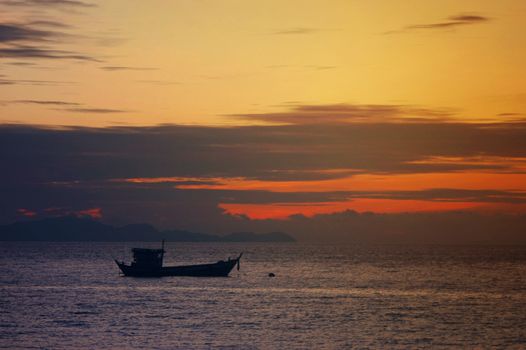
[1,242,526,349]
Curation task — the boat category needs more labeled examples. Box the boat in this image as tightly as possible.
[115,241,242,277]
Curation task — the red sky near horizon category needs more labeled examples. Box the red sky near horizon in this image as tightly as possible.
[118,169,526,219]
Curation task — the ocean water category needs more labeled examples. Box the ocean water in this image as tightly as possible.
[1,242,525,349]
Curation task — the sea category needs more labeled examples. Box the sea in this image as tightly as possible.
[1,242,525,349]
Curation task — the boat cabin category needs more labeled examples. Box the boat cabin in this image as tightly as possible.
[131,248,164,269]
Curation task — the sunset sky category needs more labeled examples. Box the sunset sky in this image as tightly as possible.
[2,0,526,242]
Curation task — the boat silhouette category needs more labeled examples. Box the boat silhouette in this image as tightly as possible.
[115,241,242,277]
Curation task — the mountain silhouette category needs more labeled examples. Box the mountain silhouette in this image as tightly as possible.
[222,231,295,242]
[0,216,295,242]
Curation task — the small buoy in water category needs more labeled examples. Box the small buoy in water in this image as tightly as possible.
[268,273,275,277]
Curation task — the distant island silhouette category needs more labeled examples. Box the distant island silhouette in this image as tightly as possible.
[0,216,295,242]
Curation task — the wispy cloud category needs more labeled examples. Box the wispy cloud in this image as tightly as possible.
[497,112,523,118]
[100,66,158,72]
[0,77,74,85]
[9,99,81,106]
[1,0,95,8]
[271,27,321,35]
[135,80,181,86]
[0,2,110,65]
[4,61,35,66]
[305,65,336,70]
[266,64,337,71]
[62,107,129,114]
[231,103,454,124]
[1,98,131,113]
[448,14,490,23]
[26,20,72,29]
[385,13,491,34]
[0,45,99,61]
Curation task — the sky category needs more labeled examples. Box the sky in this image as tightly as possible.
[1,0,526,242]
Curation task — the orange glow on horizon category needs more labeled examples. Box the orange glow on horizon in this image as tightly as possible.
[76,208,103,219]
[118,172,526,193]
[219,199,487,220]
[17,208,37,218]
[116,172,526,218]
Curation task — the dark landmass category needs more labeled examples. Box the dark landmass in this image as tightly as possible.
[222,231,295,242]
[0,216,295,242]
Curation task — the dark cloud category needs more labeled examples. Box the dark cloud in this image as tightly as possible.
[0,0,122,69]
[1,122,525,184]
[1,123,526,242]
[0,23,54,43]
[0,19,96,63]
[385,13,490,34]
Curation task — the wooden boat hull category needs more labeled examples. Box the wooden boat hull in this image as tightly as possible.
[115,256,241,277]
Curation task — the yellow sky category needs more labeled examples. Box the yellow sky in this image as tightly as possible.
[1,0,526,126]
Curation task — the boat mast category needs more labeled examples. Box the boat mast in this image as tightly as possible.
[161,239,165,266]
